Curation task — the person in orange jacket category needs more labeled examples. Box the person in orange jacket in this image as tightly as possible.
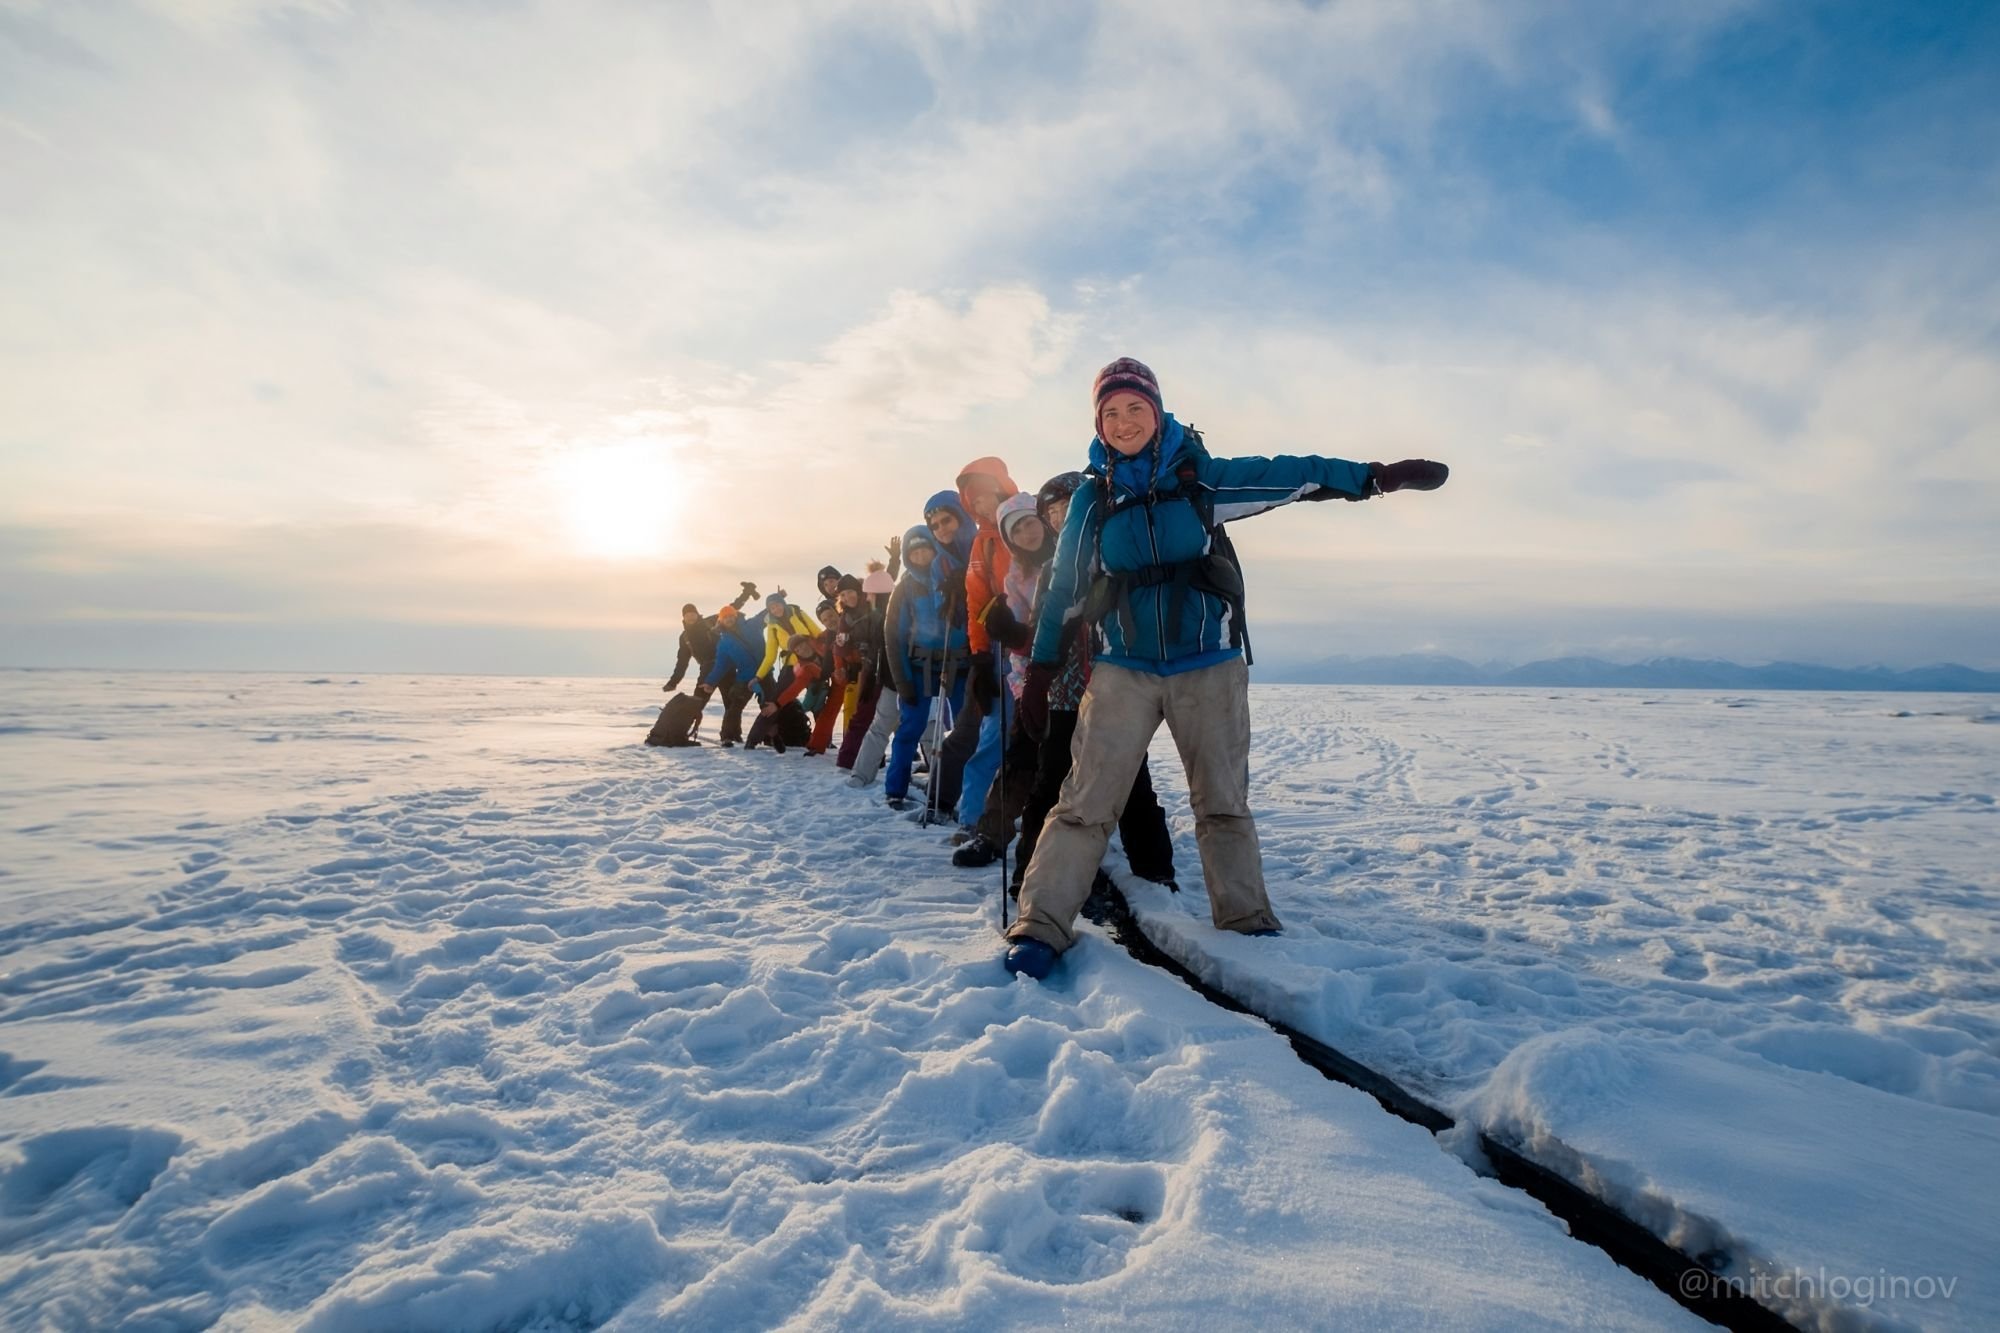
[959,456,1020,686]
[952,456,1021,837]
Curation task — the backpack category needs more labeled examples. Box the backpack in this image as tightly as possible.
[646,693,704,747]
[1083,425,1253,664]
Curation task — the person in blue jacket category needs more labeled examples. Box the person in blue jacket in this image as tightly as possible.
[1002,357,1448,979]
[917,489,983,823]
[690,603,766,748]
[881,526,970,812]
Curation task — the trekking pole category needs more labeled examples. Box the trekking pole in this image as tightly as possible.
[929,661,956,827]
[923,653,944,825]
[927,578,964,830]
[998,649,1010,934]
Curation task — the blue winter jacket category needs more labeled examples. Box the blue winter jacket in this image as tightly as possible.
[1031,414,1374,676]
[886,524,970,691]
[921,491,974,571]
[702,620,766,690]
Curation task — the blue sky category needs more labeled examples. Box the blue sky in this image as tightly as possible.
[3,0,1996,675]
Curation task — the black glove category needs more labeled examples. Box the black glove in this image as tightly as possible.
[970,656,999,708]
[665,671,684,691]
[984,601,1031,652]
[1370,459,1449,494]
[740,580,759,599]
[944,567,967,607]
[897,681,920,708]
[1018,662,1056,740]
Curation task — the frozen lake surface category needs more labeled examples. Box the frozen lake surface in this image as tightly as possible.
[1,671,1994,1330]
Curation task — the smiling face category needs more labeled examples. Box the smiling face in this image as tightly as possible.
[1043,494,1070,532]
[907,543,936,570]
[1098,390,1158,457]
[1007,516,1048,554]
[681,609,700,628]
[926,508,961,548]
[839,588,860,609]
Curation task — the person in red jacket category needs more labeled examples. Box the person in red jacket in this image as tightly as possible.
[809,575,871,755]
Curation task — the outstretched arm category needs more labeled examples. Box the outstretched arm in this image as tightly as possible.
[1200,451,1376,520]
[1212,454,1450,513]
[773,661,822,709]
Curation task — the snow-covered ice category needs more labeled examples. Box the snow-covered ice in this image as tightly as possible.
[1,672,1993,1330]
[1124,685,1999,1331]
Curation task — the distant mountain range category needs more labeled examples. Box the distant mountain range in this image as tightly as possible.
[1269,654,2000,692]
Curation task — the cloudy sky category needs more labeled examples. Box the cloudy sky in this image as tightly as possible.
[4,0,1997,675]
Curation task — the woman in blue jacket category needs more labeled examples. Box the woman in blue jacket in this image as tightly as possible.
[1003,357,1448,979]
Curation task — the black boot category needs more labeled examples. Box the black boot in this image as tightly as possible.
[952,834,1000,868]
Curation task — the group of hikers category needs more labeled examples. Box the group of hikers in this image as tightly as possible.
[655,357,1448,979]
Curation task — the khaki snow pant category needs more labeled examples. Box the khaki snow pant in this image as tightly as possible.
[1009,658,1279,951]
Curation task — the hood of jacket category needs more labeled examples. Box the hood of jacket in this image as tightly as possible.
[921,490,974,567]
[954,456,1020,531]
[996,492,1049,569]
[900,523,941,591]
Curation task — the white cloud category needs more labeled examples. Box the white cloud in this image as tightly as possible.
[2,0,1994,668]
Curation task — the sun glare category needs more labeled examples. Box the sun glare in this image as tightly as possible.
[551,440,681,561]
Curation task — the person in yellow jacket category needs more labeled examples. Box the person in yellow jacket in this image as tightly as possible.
[754,590,822,683]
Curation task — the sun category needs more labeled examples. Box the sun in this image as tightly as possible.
[549,440,682,561]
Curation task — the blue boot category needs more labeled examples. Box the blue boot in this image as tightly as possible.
[1003,939,1058,980]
